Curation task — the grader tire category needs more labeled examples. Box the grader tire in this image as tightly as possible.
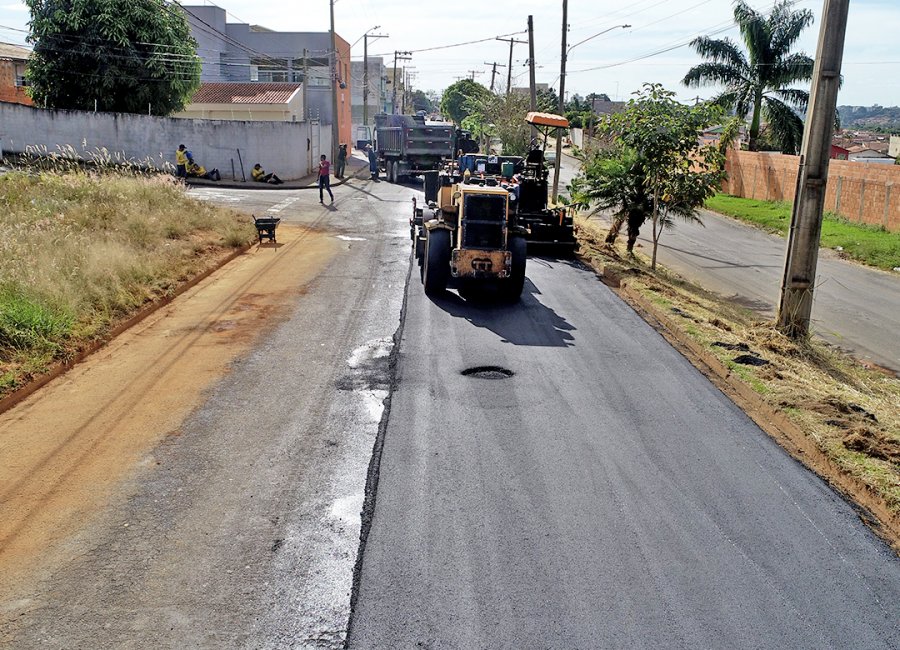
[423,229,451,296]
[500,235,527,302]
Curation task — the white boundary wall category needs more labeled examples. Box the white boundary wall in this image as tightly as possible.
[0,102,330,180]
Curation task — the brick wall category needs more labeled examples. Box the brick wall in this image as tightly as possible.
[723,149,900,232]
[0,60,33,106]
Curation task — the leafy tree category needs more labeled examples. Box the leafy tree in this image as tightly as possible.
[536,87,559,113]
[682,0,813,153]
[462,90,533,157]
[410,90,434,114]
[565,110,593,129]
[440,79,490,125]
[26,0,201,115]
[569,84,735,269]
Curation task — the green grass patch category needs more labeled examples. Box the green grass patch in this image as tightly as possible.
[705,193,900,270]
[0,169,255,395]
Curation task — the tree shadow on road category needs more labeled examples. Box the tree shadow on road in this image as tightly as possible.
[429,277,576,347]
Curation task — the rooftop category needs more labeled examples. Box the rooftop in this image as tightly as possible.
[190,82,302,105]
[0,42,31,60]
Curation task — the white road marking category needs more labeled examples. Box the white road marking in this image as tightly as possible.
[267,197,300,214]
[336,235,367,242]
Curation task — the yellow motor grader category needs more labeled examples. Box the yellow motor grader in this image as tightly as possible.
[411,172,527,300]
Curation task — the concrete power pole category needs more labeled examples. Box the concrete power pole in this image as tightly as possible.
[329,0,339,162]
[392,50,412,114]
[527,16,537,113]
[485,61,506,92]
[551,0,568,203]
[363,30,387,129]
[496,36,527,94]
[777,0,850,338]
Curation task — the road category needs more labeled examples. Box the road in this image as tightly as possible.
[347,251,900,648]
[2,168,898,648]
[0,172,413,647]
[564,146,899,373]
[628,208,900,373]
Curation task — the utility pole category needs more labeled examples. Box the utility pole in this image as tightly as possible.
[302,48,309,121]
[392,50,412,114]
[401,68,416,114]
[496,36,527,94]
[527,15,537,137]
[363,29,388,129]
[551,0,568,203]
[467,70,483,81]
[329,0,339,162]
[484,61,506,92]
[777,0,850,338]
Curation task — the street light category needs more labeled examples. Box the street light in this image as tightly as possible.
[551,21,630,202]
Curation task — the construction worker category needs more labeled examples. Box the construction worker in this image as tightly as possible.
[335,143,347,179]
[251,163,283,185]
[187,158,221,181]
[175,144,188,178]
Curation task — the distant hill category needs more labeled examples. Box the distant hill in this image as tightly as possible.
[837,105,900,132]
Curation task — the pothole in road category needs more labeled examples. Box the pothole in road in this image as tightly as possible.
[461,366,514,380]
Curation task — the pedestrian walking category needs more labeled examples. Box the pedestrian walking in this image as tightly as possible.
[318,154,334,203]
[366,144,379,181]
[335,143,347,179]
[175,144,188,178]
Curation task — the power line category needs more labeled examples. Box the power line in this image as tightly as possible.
[370,29,526,57]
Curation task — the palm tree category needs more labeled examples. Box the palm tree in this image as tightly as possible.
[682,0,813,153]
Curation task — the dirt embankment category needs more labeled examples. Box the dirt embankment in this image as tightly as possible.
[0,225,339,605]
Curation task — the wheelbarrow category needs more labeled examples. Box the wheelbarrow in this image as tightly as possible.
[253,215,280,243]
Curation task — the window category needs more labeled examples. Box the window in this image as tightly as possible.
[250,57,288,82]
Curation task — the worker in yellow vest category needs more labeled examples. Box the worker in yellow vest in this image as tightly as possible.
[175,144,188,178]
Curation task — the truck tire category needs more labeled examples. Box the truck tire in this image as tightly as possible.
[389,161,397,184]
[500,235,527,301]
[423,228,451,296]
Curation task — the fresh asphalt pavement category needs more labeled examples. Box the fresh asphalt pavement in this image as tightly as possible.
[348,252,900,647]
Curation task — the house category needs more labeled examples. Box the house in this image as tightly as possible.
[174,82,304,122]
[830,144,850,160]
[847,145,896,164]
[351,57,388,124]
[0,43,32,106]
[182,5,351,148]
[351,57,388,147]
[889,135,900,159]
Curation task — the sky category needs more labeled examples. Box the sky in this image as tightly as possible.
[1,0,897,107]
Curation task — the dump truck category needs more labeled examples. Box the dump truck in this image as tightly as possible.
[411,170,528,300]
[374,113,475,183]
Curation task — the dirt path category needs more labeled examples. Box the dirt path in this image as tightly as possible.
[0,225,339,607]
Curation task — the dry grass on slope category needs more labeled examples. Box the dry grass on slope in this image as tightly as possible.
[0,169,255,396]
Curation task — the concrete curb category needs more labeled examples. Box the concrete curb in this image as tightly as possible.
[596,267,900,552]
[184,159,371,191]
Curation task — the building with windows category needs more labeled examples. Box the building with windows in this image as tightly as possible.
[0,43,32,106]
[350,57,388,125]
[182,5,350,147]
